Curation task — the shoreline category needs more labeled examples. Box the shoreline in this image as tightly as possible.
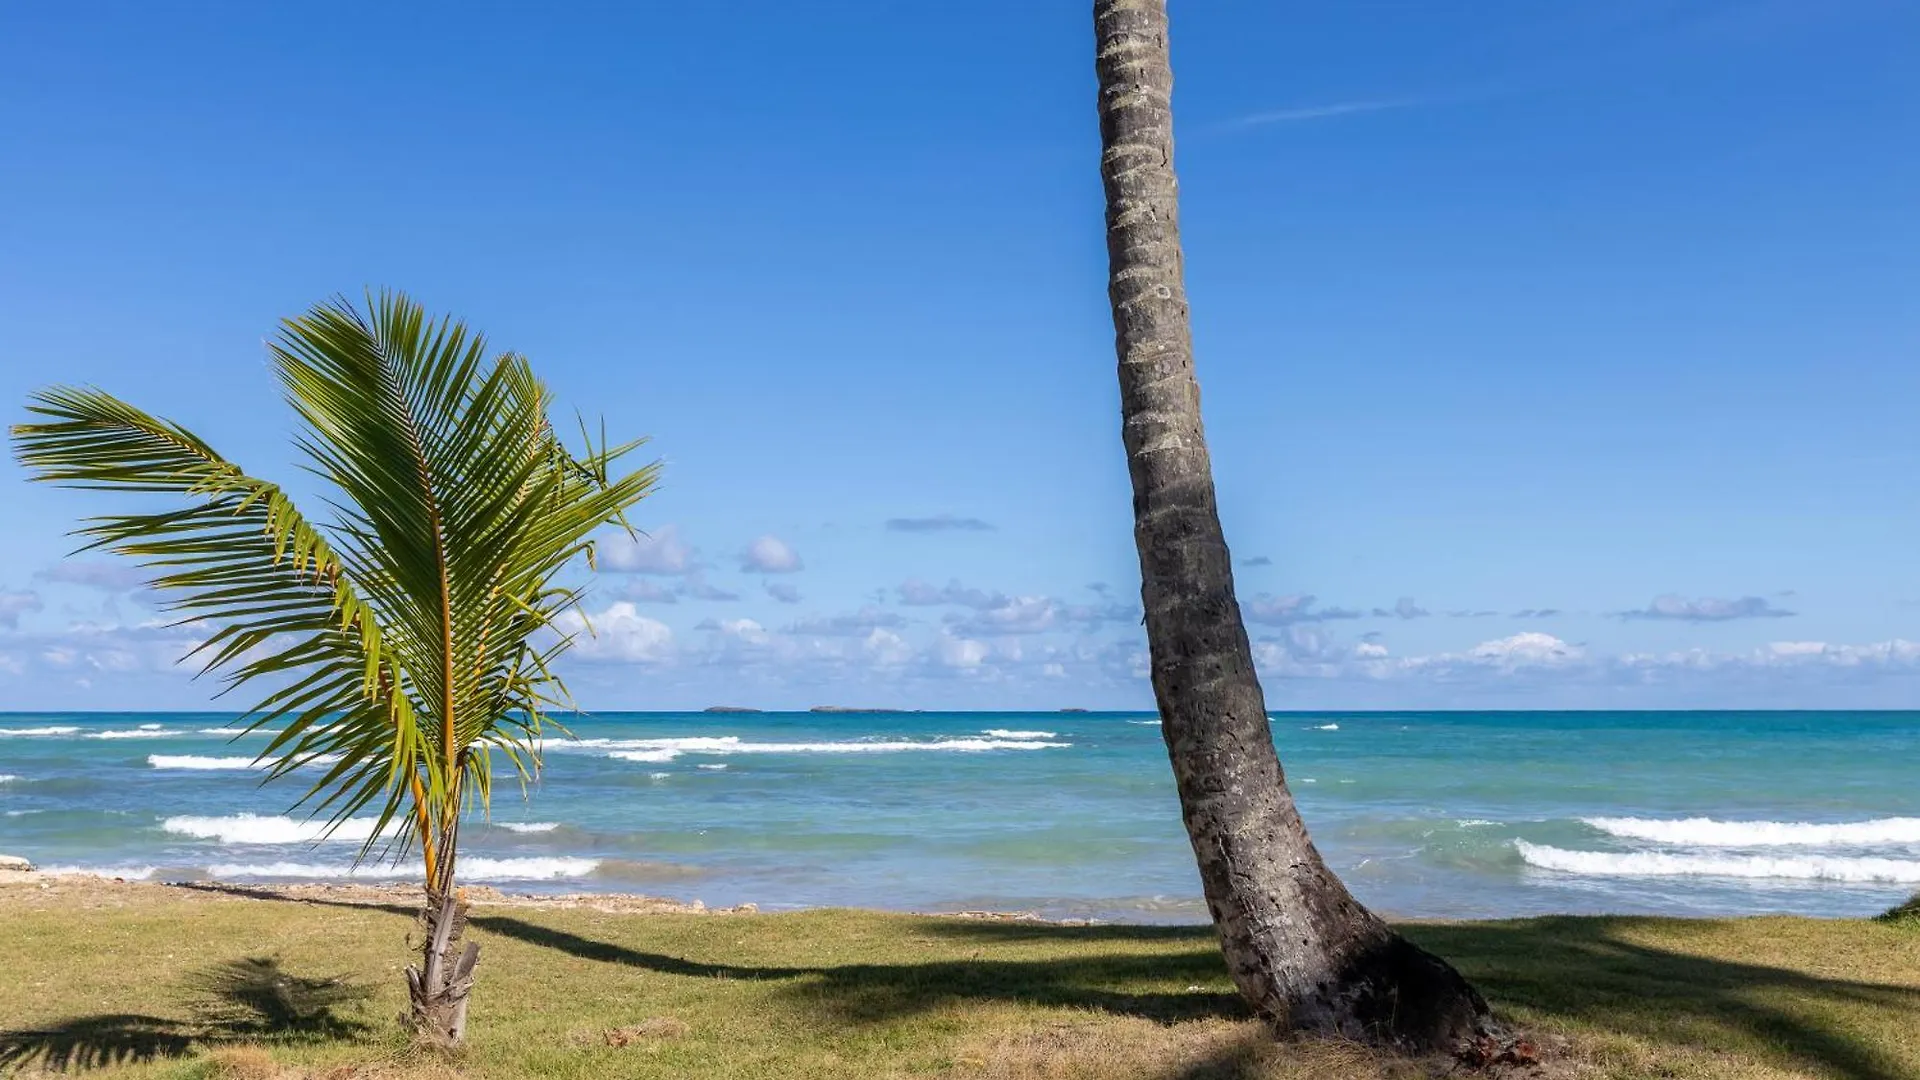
[0,867,1081,922]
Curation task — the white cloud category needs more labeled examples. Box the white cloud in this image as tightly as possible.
[950,595,1057,635]
[741,535,803,574]
[1467,632,1584,668]
[766,582,802,604]
[556,602,674,663]
[937,634,990,670]
[1226,98,1422,128]
[711,618,768,644]
[0,589,44,628]
[786,606,906,637]
[898,578,1007,609]
[864,628,914,666]
[618,579,679,604]
[34,563,151,591]
[598,525,696,575]
[1615,595,1794,622]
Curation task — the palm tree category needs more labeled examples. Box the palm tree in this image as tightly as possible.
[1093,1,1489,1051]
[11,293,657,1048]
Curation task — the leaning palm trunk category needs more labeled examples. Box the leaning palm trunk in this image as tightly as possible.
[1093,1,1489,1051]
[13,293,657,1049]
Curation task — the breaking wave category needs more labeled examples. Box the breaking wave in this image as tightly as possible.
[149,755,256,770]
[161,814,395,845]
[0,726,80,737]
[1514,841,1920,883]
[610,749,681,763]
[496,822,560,833]
[148,754,340,771]
[1584,816,1920,848]
[982,729,1056,739]
[202,856,598,881]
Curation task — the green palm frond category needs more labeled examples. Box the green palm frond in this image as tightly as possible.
[11,291,658,887]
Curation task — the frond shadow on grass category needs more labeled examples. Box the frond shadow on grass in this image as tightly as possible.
[468,913,1249,1025]
[0,956,373,1073]
[471,912,1920,1080]
[1406,917,1920,1080]
[161,887,1920,1080]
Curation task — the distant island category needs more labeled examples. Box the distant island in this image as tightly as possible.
[703,706,763,714]
[1058,708,1090,713]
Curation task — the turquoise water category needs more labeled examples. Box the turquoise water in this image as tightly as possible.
[2,710,1916,921]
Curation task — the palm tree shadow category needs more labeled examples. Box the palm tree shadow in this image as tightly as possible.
[1407,918,1920,1080]
[0,956,374,1072]
[465,913,1249,1025]
[468,912,1920,1079]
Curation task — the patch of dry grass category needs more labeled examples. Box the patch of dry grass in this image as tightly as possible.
[1,879,1915,1079]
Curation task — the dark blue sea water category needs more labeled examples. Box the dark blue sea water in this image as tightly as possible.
[3,710,1916,920]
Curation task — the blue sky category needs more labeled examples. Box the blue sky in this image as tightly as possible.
[3,1,1917,711]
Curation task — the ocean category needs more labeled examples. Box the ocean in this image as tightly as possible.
[2,710,1916,921]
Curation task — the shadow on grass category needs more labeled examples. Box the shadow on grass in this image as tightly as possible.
[0,956,373,1072]
[470,912,1920,1079]
[467,913,1249,1024]
[1406,917,1920,1080]
[163,886,1920,1080]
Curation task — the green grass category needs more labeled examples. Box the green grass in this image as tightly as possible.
[2,881,1917,1079]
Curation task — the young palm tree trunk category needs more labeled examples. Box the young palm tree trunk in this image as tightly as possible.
[407,844,480,1047]
[1094,0,1490,1051]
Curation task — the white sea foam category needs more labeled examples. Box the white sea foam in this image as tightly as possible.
[161,813,395,845]
[150,755,256,770]
[593,735,1069,759]
[982,729,1056,739]
[610,749,682,763]
[1456,819,1499,828]
[39,865,159,880]
[1126,719,1160,725]
[1584,816,1920,848]
[1515,841,1920,883]
[138,723,164,730]
[697,764,728,771]
[1313,723,1340,731]
[147,753,340,771]
[204,856,599,881]
[0,775,17,784]
[0,726,80,737]
[198,727,274,736]
[90,728,186,739]
[496,822,560,833]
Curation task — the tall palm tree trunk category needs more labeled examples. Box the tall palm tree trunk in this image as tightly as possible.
[1094,0,1490,1051]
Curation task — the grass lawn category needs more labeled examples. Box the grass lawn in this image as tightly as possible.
[1,879,1916,1079]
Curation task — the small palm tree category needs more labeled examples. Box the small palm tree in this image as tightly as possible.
[11,292,658,1048]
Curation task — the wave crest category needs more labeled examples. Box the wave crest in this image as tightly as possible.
[1515,841,1920,883]
[1584,816,1920,848]
[162,814,394,844]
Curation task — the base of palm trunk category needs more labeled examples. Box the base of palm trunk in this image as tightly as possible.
[1288,931,1491,1052]
[406,889,480,1048]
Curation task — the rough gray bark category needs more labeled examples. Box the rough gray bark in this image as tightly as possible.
[1094,0,1490,1052]
[406,888,479,1048]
